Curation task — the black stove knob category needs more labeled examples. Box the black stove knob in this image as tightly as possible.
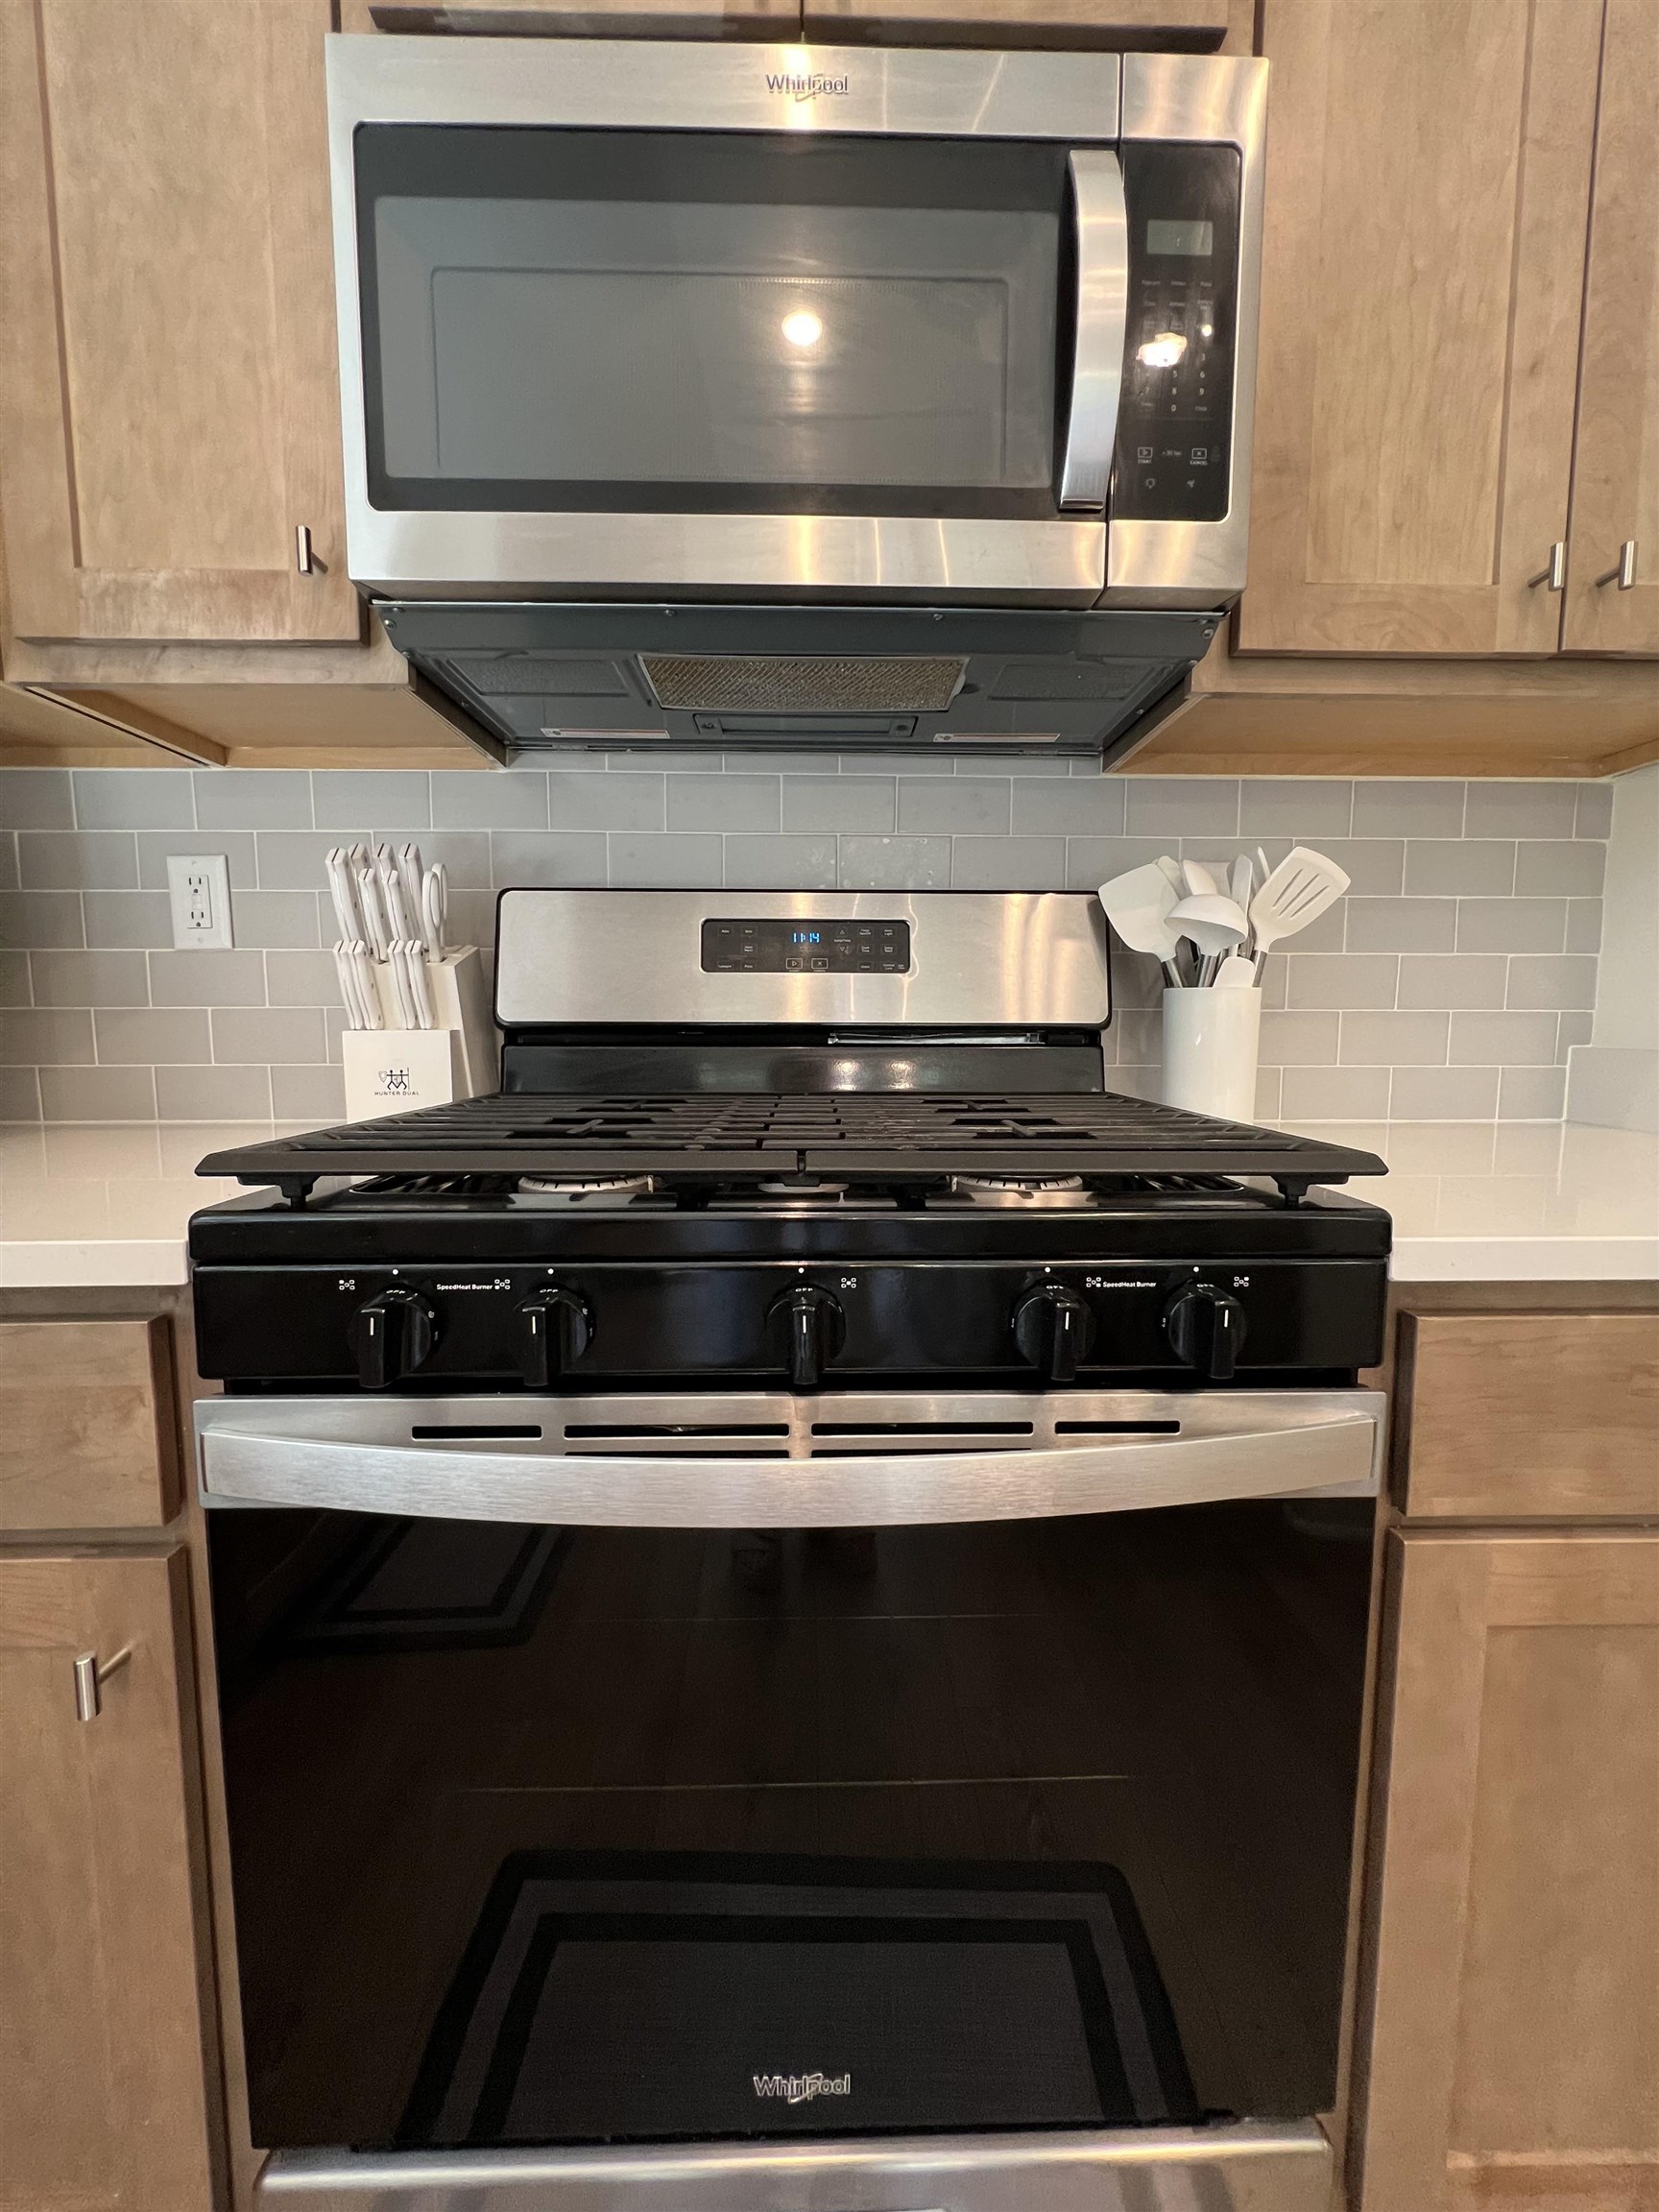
[1013,1285,1094,1383]
[517,1286,591,1389]
[768,1286,846,1392]
[349,1288,437,1391]
[1165,1284,1246,1382]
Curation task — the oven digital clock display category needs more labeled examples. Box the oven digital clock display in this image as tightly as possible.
[701,919,912,974]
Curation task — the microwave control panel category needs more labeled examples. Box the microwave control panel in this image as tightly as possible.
[1112,143,1242,525]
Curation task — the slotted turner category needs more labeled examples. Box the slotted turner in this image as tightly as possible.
[1248,846,1351,970]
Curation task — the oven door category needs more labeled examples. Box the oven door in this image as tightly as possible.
[200,1387,1382,2211]
[328,38,1128,603]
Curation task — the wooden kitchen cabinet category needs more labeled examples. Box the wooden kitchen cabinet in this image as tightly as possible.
[1239,0,1605,656]
[1563,0,1659,655]
[0,1548,219,2212]
[1391,1310,1659,1524]
[0,1316,183,1533]
[1351,1528,1659,2212]
[0,0,359,645]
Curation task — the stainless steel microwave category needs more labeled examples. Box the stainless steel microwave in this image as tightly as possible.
[326,37,1266,611]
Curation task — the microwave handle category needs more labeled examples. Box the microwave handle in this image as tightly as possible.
[1058,148,1129,512]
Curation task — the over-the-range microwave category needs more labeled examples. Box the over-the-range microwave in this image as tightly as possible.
[325,37,1267,762]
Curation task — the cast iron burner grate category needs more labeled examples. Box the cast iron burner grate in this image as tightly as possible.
[199,1093,1386,1208]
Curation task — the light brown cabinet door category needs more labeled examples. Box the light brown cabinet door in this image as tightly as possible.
[0,1317,182,1532]
[0,1549,217,2212]
[0,0,359,643]
[1239,0,1603,656]
[1392,1309,1659,1524]
[1563,0,1659,654]
[1352,1529,1659,2212]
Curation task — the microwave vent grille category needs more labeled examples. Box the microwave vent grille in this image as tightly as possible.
[640,654,966,714]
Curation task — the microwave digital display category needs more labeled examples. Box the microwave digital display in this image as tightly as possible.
[1146,218,1214,258]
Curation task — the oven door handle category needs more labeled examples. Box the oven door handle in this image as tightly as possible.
[197,1398,1382,1527]
[1057,147,1129,512]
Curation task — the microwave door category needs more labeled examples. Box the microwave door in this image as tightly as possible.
[1057,150,1129,513]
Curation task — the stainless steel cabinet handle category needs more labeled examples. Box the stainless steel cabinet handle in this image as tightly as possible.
[1057,150,1129,512]
[1527,542,1566,590]
[73,1645,132,1723]
[295,524,327,577]
[1595,540,1638,589]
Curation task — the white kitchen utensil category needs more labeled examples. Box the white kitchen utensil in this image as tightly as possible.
[1256,846,1272,886]
[351,941,383,1029]
[1213,954,1259,989]
[332,941,363,1030]
[1248,846,1351,970]
[1155,855,1185,894]
[325,850,363,946]
[387,940,417,1028]
[1166,892,1248,984]
[1230,854,1254,915]
[421,863,448,960]
[397,843,424,936]
[355,864,390,960]
[377,847,413,942]
[406,939,435,1030]
[1182,859,1219,898]
[1163,983,1262,1120]
[1097,864,1186,987]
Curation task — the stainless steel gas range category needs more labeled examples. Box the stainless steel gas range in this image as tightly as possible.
[191,891,1389,2212]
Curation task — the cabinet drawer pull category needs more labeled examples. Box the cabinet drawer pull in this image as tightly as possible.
[1594,540,1638,589]
[73,1644,132,1722]
[1527,542,1566,590]
[295,523,327,577]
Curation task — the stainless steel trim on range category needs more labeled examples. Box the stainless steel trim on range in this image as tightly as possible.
[325,38,1264,608]
[254,2119,1335,2210]
[195,1389,1385,1527]
[492,889,1112,1029]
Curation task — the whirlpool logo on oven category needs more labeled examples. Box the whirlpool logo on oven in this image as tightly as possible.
[764,68,850,100]
[752,2071,852,2105]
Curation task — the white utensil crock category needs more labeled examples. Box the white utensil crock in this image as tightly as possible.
[1162,986,1262,1121]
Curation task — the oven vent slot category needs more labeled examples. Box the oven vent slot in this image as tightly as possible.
[410,1423,544,1440]
[1053,1420,1183,1435]
[581,1446,793,1458]
[810,1421,1035,1437]
[563,1422,790,1439]
[640,653,966,714]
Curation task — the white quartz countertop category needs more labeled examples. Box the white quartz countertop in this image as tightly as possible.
[1,1118,1655,1290]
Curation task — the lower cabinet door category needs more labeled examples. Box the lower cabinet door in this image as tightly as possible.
[0,1549,217,2212]
[1353,1529,1659,2211]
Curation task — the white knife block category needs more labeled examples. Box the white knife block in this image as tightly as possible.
[341,945,497,1123]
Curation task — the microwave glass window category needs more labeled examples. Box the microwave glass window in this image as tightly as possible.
[355,130,1067,518]
[1145,218,1214,257]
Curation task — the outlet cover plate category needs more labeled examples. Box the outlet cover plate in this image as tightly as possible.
[166,854,233,950]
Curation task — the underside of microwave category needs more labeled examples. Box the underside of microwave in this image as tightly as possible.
[380,602,1221,766]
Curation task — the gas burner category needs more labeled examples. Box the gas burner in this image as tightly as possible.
[517,1172,657,1199]
[950,1173,1094,1211]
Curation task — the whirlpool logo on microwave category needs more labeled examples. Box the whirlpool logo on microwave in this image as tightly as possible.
[752,2071,852,2105]
[765,68,851,100]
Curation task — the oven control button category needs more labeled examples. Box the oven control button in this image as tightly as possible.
[1165,1285,1246,1381]
[349,1288,438,1390]
[1013,1285,1094,1383]
[767,1286,846,1392]
[517,1286,592,1389]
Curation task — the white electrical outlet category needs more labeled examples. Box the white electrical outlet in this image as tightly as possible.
[166,854,234,950]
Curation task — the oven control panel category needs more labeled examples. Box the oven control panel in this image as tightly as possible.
[702,918,911,974]
[1112,142,1241,526]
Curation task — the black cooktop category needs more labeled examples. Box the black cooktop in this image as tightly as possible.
[199,1091,1387,1206]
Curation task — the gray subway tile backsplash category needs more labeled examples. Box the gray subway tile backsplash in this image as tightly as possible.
[0,768,1622,1123]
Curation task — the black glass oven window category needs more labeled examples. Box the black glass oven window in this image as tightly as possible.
[354,129,1067,518]
[210,1502,1374,2154]
[702,918,911,973]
